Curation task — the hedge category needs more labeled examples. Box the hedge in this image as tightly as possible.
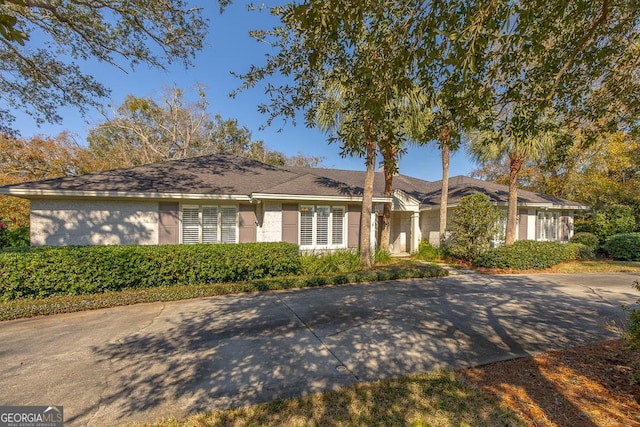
[0,242,301,301]
[0,262,448,320]
[602,233,640,261]
[473,241,586,270]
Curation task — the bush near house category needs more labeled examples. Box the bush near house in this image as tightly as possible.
[591,205,637,243]
[473,241,588,270]
[602,233,640,261]
[570,232,600,251]
[0,242,301,301]
[445,193,504,261]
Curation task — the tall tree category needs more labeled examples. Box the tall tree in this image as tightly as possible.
[467,111,560,244]
[0,0,216,132]
[88,87,321,169]
[237,2,421,267]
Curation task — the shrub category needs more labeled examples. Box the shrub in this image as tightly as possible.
[602,233,640,261]
[374,248,392,264]
[473,241,582,270]
[591,205,636,243]
[300,249,360,275]
[626,280,640,351]
[415,240,442,262]
[445,193,504,261]
[570,232,599,251]
[6,226,29,247]
[0,221,7,248]
[0,242,301,301]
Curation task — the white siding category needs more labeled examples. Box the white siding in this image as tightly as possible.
[30,199,159,246]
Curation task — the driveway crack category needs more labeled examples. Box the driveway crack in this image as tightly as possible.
[273,292,361,382]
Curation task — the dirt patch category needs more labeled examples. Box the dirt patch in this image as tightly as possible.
[461,340,640,427]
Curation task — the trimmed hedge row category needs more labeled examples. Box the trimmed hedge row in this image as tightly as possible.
[0,262,448,320]
[473,241,587,270]
[0,242,301,301]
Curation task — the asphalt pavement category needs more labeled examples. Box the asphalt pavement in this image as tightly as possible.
[0,272,638,426]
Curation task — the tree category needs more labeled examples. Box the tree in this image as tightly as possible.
[468,111,559,244]
[238,2,424,267]
[0,132,101,226]
[0,0,214,132]
[446,193,503,261]
[88,87,322,169]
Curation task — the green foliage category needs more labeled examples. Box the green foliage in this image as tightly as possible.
[569,232,600,251]
[473,241,584,270]
[0,242,301,301]
[374,248,393,264]
[591,205,636,243]
[2,0,213,131]
[4,225,28,248]
[0,262,448,320]
[602,233,640,261]
[445,194,504,261]
[300,250,360,275]
[626,281,640,351]
[415,240,443,262]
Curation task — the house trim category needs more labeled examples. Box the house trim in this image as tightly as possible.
[0,188,252,201]
[251,193,391,204]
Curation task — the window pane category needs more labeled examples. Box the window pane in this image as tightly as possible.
[220,206,237,243]
[202,206,218,243]
[182,207,200,244]
[317,206,330,245]
[300,206,313,246]
[331,207,344,245]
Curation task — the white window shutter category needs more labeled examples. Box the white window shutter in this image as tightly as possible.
[300,206,314,246]
[220,206,237,243]
[202,206,218,243]
[331,207,344,245]
[316,206,330,245]
[182,207,200,244]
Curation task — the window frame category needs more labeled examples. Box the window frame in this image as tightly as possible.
[180,203,238,244]
[537,210,559,241]
[299,204,346,249]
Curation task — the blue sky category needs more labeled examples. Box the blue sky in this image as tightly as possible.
[11,1,476,182]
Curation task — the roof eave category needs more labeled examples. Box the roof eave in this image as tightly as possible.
[251,192,391,203]
[0,188,252,201]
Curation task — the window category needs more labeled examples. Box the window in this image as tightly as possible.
[181,205,237,244]
[300,205,346,248]
[537,211,559,241]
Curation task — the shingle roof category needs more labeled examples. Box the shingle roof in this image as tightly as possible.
[0,154,427,200]
[417,175,587,209]
[0,154,587,209]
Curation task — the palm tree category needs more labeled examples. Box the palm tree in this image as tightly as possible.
[467,114,558,244]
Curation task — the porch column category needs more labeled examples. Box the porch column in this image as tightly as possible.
[410,211,421,253]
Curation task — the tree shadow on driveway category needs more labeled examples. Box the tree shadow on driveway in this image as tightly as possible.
[81,273,636,425]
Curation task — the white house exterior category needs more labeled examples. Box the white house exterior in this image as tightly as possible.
[0,155,587,253]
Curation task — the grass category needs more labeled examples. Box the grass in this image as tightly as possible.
[133,371,525,427]
[0,260,447,321]
[549,260,640,273]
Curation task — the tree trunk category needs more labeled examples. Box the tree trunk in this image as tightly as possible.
[439,131,451,247]
[506,155,523,245]
[380,142,396,252]
[359,133,377,268]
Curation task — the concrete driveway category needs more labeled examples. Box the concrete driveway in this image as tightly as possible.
[0,272,638,426]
